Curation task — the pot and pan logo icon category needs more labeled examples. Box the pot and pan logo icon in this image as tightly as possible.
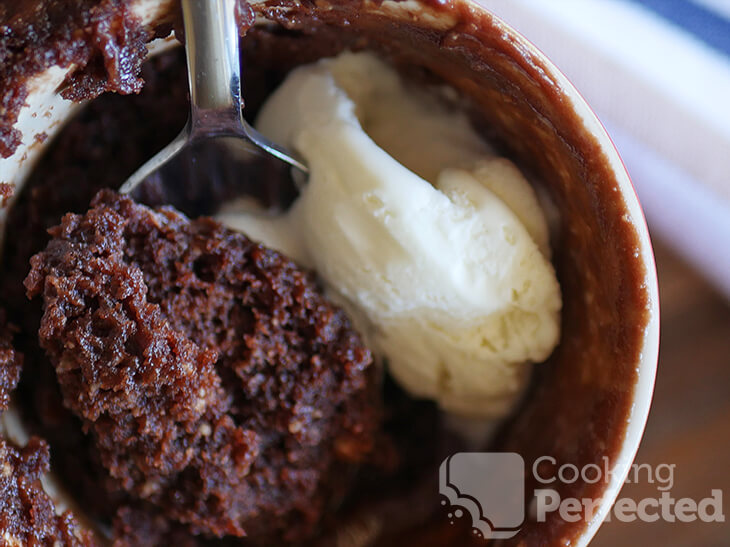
[439,452,525,539]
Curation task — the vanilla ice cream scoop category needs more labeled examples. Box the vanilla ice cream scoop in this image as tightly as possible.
[219,52,562,418]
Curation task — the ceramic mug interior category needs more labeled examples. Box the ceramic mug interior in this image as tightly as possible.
[0,1,659,545]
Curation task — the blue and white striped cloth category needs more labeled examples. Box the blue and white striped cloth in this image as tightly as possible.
[479,0,730,298]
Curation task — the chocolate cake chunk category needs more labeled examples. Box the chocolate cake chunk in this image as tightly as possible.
[0,312,96,544]
[25,190,379,542]
[0,436,97,546]
[0,0,150,158]
[112,504,201,547]
[0,311,22,412]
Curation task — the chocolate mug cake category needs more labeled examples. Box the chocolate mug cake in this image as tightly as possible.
[0,1,658,545]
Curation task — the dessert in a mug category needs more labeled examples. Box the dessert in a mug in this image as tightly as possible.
[220,51,561,419]
[0,1,655,546]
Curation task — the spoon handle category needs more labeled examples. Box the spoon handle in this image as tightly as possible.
[181,0,243,131]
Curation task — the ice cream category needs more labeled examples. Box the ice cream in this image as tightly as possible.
[219,52,562,418]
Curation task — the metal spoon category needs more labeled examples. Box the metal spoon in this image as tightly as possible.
[119,0,307,216]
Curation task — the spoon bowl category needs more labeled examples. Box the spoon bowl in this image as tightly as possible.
[119,0,306,216]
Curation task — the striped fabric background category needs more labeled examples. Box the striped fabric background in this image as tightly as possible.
[478,0,730,298]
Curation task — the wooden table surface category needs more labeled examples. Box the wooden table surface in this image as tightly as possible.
[591,239,730,546]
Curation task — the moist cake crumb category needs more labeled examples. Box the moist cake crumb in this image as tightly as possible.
[0,311,22,411]
[0,436,97,546]
[25,190,379,542]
